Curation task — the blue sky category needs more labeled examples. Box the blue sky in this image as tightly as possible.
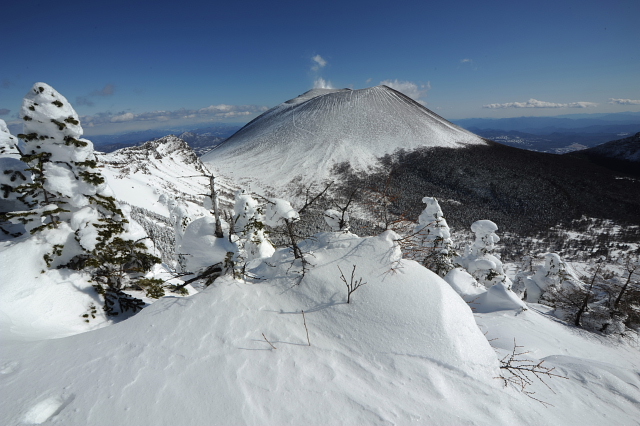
[1,0,639,135]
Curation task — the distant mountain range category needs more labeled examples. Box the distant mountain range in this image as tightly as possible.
[452,112,640,153]
[90,124,242,154]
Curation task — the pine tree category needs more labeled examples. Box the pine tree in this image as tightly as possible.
[232,190,274,262]
[0,119,29,237]
[414,196,455,277]
[456,220,509,288]
[3,83,160,316]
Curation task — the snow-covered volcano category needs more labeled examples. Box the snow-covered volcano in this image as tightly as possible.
[202,85,486,190]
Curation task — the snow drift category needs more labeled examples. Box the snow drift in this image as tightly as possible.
[1,231,505,425]
[202,85,486,190]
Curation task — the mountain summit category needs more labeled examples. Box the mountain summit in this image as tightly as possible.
[202,85,486,189]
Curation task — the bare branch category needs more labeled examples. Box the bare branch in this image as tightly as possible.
[497,339,568,407]
[262,333,277,350]
[338,264,367,303]
[302,310,311,346]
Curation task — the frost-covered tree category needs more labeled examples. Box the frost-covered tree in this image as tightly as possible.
[232,190,274,262]
[516,253,579,303]
[265,198,302,259]
[2,83,159,316]
[163,195,194,272]
[0,120,29,236]
[456,220,508,288]
[414,196,455,277]
[5,84,112,245]
[445,220,527,312]
[542,257,640,334]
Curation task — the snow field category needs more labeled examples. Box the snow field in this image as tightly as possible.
[1,231,509,425]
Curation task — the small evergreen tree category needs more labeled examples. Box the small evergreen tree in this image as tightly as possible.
[456,220,510,288]
[0,119,29,237]
[414,196,455,277]
[232,190,274,262]
[3,83,160,316]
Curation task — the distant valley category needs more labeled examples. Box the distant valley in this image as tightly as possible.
[452,112,640,153]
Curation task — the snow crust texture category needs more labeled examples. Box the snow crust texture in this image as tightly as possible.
[202,85,486,190]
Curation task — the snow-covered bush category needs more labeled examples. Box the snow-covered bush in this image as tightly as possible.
[515,253,580,303]
[178,215,238,283]
[414,196,455,277]
[2,83,160,316]
[265,197,303,259]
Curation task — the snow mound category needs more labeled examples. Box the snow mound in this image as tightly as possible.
[0,235,110,340]
[202,85,486,191]
[0,231,504,425]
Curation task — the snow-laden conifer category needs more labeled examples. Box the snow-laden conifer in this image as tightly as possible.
[414,196,455,277]
[454,219,527,312]
[0,120,30,236]
[232,190,274,262]
[3,83,159,316]
[456,220,508,288]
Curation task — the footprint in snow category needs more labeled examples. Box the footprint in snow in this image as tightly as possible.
[22,394,75,424]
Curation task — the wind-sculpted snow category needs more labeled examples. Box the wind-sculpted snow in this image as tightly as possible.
[202,85,486,190]
[2,231,640,425]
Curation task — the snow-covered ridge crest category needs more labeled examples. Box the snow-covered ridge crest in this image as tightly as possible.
[98,135,205,177]
[97,135,238,217]
[202,85,486,192]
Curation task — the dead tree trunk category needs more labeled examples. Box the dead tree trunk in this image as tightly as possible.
[209,175,224,238]
[575,263,602,327]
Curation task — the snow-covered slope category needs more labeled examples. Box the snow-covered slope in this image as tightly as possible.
[97,135,236,216]
[2,231,639,425]
[202,85,486,191]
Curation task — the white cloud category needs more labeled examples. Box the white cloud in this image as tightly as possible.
[311,55,327,71]
[460,58,473,64]
[110,112,135,122]
[566,101,599,108]
[86,104,268,127]
[379,79,430,104]
[609,98,640,105]
[313,78,334,89]
[483,98,598,109]
[199,104,234,113]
